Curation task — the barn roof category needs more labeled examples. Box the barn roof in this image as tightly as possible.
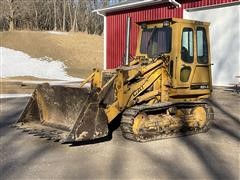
[94,0,181,15]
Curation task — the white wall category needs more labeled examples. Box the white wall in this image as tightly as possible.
[184,4,240,86]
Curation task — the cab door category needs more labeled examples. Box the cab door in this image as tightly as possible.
[176,25,195,87]
[176,24,211,90]
[191,26,212,90]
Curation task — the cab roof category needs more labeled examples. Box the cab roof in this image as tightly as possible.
[136,18,210,26]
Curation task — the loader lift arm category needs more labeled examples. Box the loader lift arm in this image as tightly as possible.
[101,56,171,122]
[80,55,170,123]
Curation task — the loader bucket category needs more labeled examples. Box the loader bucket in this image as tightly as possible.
[16,83,108,143]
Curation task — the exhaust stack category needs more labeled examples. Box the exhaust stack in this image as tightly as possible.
[124,17,131,66]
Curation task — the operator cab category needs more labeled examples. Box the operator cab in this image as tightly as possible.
[136,18,212,99]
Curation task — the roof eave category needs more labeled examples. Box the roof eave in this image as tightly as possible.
[93,0,181,15]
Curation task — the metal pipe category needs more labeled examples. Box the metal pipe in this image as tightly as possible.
[125,17,131,66]
[96,11,107,70]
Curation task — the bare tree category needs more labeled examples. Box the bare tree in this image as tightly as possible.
[0,0,124,33]
[70,0,78,32]
[62,0,66,31]
[53,0,57,31]
[6,0,15,31]
[32,1,39,29]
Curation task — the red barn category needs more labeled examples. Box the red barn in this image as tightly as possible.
[95,0,240,86]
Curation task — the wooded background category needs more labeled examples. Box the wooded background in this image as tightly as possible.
[0,0,123,34]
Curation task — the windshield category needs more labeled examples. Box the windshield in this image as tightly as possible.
[140,27,172,57]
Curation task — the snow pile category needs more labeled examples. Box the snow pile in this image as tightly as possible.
[0,47,81,81]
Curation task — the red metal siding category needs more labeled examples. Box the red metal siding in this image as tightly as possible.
[106,0,237,68]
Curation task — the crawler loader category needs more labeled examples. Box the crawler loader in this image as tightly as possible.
[16,18,214,142]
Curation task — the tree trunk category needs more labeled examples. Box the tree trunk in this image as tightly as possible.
[70,4,78,32]
[33,2,38,29]
[53,0,57,31]
[8,0,14,31]
[9,19,14,31]
[62,0,66,31]
[68,0,73,29]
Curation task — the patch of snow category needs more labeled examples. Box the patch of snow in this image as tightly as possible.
[0,47,82,81]
[47,31,68,35]
[0,94,31,99]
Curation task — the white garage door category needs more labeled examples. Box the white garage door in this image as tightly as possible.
[184,4,240,86]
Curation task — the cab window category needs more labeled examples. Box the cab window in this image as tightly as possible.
[181,28,194,63]
[197,27,208,64]
[140,27,172,57]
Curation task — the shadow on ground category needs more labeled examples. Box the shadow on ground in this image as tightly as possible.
[0,88,239,179]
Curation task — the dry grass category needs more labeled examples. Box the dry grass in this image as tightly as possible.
[1,30,104,78]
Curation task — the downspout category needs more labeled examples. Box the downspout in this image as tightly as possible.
[96,11,107,70]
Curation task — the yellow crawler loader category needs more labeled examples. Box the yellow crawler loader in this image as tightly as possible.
[16,18,214,143]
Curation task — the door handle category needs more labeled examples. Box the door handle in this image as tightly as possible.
[181,64,187,68]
